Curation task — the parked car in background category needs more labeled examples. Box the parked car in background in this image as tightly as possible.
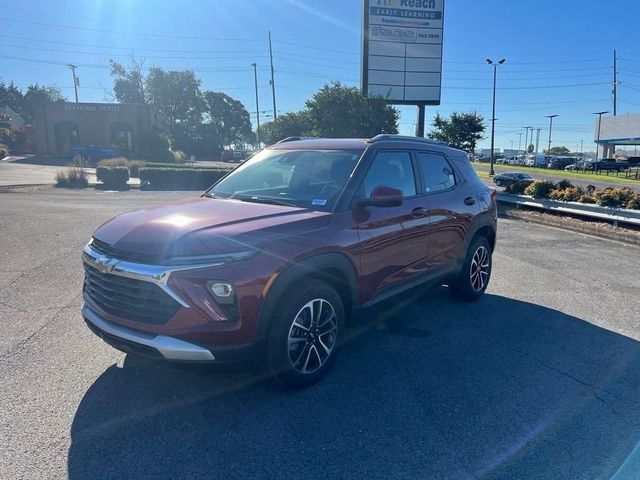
[493,171,534,187]
[625,156,640,167]
[565,160,596,171]
[597,158,626,172]
[548,156,580,170]
[81,135,498,387]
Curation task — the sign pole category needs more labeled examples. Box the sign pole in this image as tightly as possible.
[416,105,426,138]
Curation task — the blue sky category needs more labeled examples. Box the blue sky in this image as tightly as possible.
[2,0,640,152]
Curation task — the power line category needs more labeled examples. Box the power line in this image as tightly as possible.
[0,16,263,41]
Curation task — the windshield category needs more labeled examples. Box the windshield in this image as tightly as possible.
[207,148,362,211]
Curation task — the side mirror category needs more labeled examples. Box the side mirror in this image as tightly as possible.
[356,185,404,208]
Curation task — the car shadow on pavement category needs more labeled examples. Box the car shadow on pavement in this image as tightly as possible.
[68,288,640,480]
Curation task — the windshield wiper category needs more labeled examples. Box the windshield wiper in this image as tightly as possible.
[239,196,300,208]
[202,192,216,198]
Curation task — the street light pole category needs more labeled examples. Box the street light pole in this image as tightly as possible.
[487,58,506,176]
[592,111,609,172]
[518,132,523,153]
[251,63,260,147]
[67,64,79,103]
[545,114,559,154]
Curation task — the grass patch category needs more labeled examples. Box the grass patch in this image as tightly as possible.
[480,164,640,185]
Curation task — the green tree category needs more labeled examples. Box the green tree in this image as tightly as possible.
[258,112,312,146]
[305,82,398,137]
[527,144,535,153]
[22,84,66,123]
[145,67,203,131]
[201,91,253,150]
[0,82,24,115]
[109,58,146,104]
[545,146,571,155]
[428,112,485,153]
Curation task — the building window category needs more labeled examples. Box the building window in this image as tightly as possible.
[54,121,80,153]
[110,122,134,152]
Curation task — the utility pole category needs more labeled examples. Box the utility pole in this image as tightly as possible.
[487,58,506,176]
[251,63,260,146]
[593,111,609,171]
[535,128,541,154]
[545,114,559,153]
[268,31,277,120]
[613,49,618,116]
[67,64,79,103]
[523,126,532,154]
[518,132,523,153]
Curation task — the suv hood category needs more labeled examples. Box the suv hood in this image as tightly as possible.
[92,197,330,262]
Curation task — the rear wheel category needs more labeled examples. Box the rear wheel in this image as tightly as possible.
[268,279,344,388]
[449,236,493,302]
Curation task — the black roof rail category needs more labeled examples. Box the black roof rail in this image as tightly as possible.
[367,134,449,146]
[276,136,316,144]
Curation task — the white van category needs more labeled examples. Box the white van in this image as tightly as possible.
[525,153,548,168]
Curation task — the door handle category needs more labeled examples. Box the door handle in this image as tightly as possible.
[464,197,476,206]
[411,207,427,217]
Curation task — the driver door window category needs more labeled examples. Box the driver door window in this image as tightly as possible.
[363,151,416,198]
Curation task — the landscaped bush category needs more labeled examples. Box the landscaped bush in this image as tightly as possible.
[97,158,147,178]
[578,194,596,204]
[96,166,129,188]
[549,186,583,202]
[593,187,637,208]
[138,167,230,189]
[557,179,574,190]
[55,168,89,189]
[627,198,640,210]
[97,157,129,168]
[524,180,557,199]
[0,143,7,159]
[505,182,527,194]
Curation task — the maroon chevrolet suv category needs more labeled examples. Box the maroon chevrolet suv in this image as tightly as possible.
[82,135,497,387]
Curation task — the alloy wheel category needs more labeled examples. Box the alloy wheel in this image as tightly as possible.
[287,299,337,374]
[470,246,490,292]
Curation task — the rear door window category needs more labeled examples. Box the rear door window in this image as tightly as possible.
[416,152,456,193]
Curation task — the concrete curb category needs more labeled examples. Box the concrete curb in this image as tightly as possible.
[499,207,640,247]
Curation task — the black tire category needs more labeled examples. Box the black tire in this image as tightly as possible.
[268,279,344,388]
[449,236,493,302]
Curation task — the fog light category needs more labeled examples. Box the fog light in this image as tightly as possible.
[207,281,235,304]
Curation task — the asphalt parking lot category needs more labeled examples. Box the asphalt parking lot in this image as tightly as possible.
[2,187,640,480]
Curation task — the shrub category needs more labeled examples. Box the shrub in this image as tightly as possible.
[550,187,583,202]
[98,157,129,168]
[524,180,557,199]
[55,168,89,189]
[626,198,640,210]
[0,143,7,159]
[593,188,636,208]
[96,166,129,188]
[557,179,574,190]
[139,167,229,189]
[586,185,597,194]
[505,182,527,194]
[578,194,596,204]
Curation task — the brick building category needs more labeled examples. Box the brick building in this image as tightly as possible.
[34,102,165,155]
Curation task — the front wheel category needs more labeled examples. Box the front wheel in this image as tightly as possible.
[268,279,344,388]
[449,236,493,302]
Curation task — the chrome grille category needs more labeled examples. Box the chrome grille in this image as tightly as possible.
[83,264,181,325]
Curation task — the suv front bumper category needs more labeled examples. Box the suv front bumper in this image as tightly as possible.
[83,304,216,362]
